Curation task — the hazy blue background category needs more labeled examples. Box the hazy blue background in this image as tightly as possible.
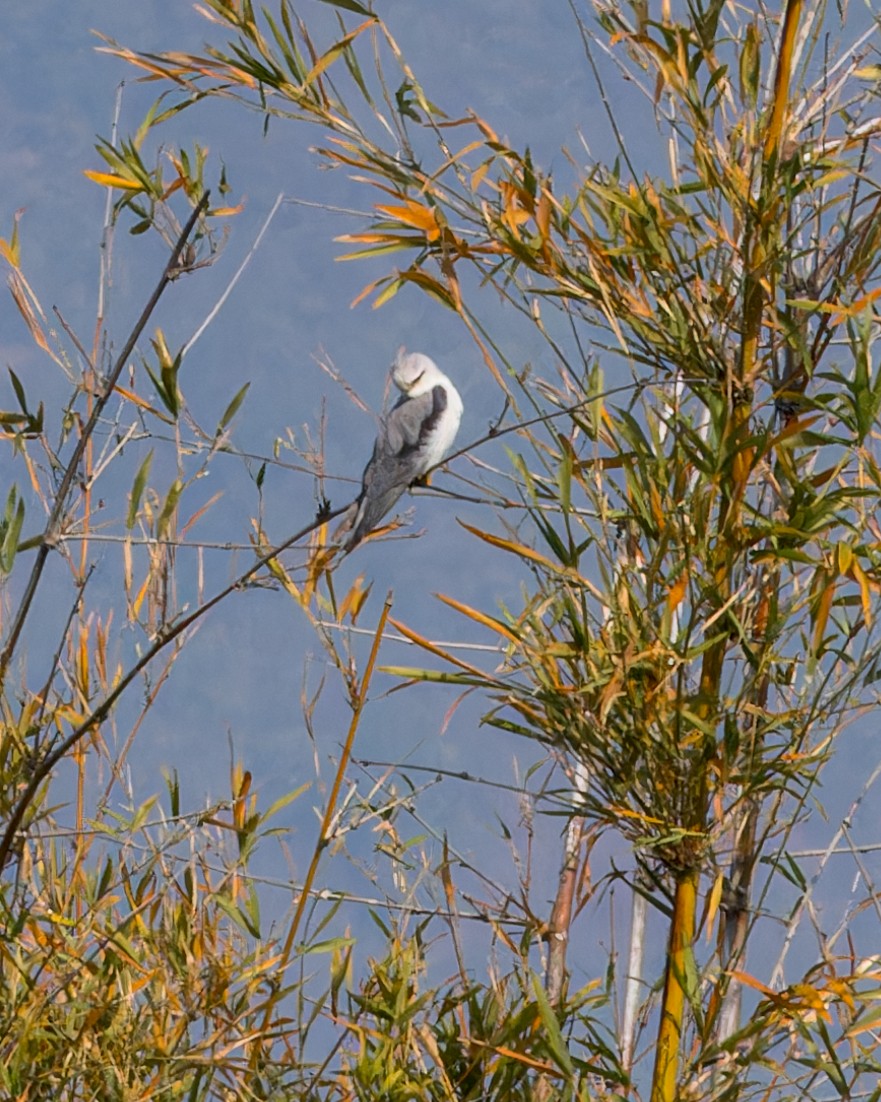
[0,0,634,980]
[2,0,879,1059]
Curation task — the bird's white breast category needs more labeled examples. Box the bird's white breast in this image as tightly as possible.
[424,378,463,465]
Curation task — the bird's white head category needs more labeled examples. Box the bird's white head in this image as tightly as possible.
[392,348,443,397]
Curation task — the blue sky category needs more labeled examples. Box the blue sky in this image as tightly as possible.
[3,2,881,1067]
[0,0,614,977]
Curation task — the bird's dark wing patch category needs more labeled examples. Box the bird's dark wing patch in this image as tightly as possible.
[342,385,450,552]
[383,385,447,456]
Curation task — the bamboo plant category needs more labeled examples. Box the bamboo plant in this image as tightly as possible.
[27,0,881,1096]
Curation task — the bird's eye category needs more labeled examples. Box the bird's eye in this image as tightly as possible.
[411,371,424,386]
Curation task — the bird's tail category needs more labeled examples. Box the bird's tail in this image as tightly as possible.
[332,498,363,555]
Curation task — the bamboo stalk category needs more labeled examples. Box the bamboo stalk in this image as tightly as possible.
[546,760,588,1005]
[621,873,648,1072]
[650,868,699,1102]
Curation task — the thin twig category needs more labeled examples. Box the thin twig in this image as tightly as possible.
[182,191,285,357]
[264,594,393,1034]
[0,500,347,873]
[771,757,881,988]
[95,81,124,339]
[0,193,211,683]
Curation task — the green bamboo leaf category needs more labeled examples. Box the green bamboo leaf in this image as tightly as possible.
[0,489,24,573]
[583,361,605,440]
[148,329,182,417]
[340,23,374,103]
[214,890,261,938]
[165,768,180,818]
[557,434,572,512]
[28,400,43,434]
[161,353,183,418]
[304,22,372,86]
[8,367,28,412]
[263,9,305,83]
[216,382,250,436]
[157,478,183,539]
[318,0,372,16]
[815,1021,848,1094]
[762,850,807,892]
[847,999,881,1037]
[337,235,427,260]
[302,936,357,955]
[378,665,485,686]
[397,269,455,309]
[482,709,538,736]
[243,883,262,937]
[738,21,760,108]
[682,944,700,1006]
[262,783,310,823]
[533,510,569,563]
[531,973,574,1076]
[126,450,153,530]
[371,276,402,308]
[95,856,115,901]
[133,94,171,148]
[507,449,535,501]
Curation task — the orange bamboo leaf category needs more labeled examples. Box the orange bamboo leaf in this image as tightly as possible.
[83,169,143,190]
[338,575,373,625]
[375,200,441,241]
[811,575,835,653]
[458,522,563,570]
[767,414,821,450]
[704,870,724,942]
[388,617,490,679]
[827,287,881,326]
[667,570,688,614]
[435,593,520,644]
[131,572,151,620]
[536,188,552,242]
[458,521,604,598]
[210,202,245,217]
[470,161,493,192]
[77,625,90,696]
[850,555,873,627]
[349,275,397,309]
[0,209,22,268]
[112,383,171,420]
[488,1044,563,1076]
[8,275,50,354]
[303,19,376,86]
[728,969,776,998]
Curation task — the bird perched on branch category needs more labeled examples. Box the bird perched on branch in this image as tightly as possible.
[336,349,463,553]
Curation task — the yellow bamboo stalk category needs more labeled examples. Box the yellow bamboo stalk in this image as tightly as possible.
[763,0,805,162]
[253,593,393,1054]
[650,8,807,1096]
[651,869,699,1102]
[281,594,392,966]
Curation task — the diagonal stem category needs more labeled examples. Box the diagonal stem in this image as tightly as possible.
[256,594,393,1044]
[0,193,210,683]
[0,503,347,874]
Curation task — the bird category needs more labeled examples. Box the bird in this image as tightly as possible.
[337,348,463,553]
